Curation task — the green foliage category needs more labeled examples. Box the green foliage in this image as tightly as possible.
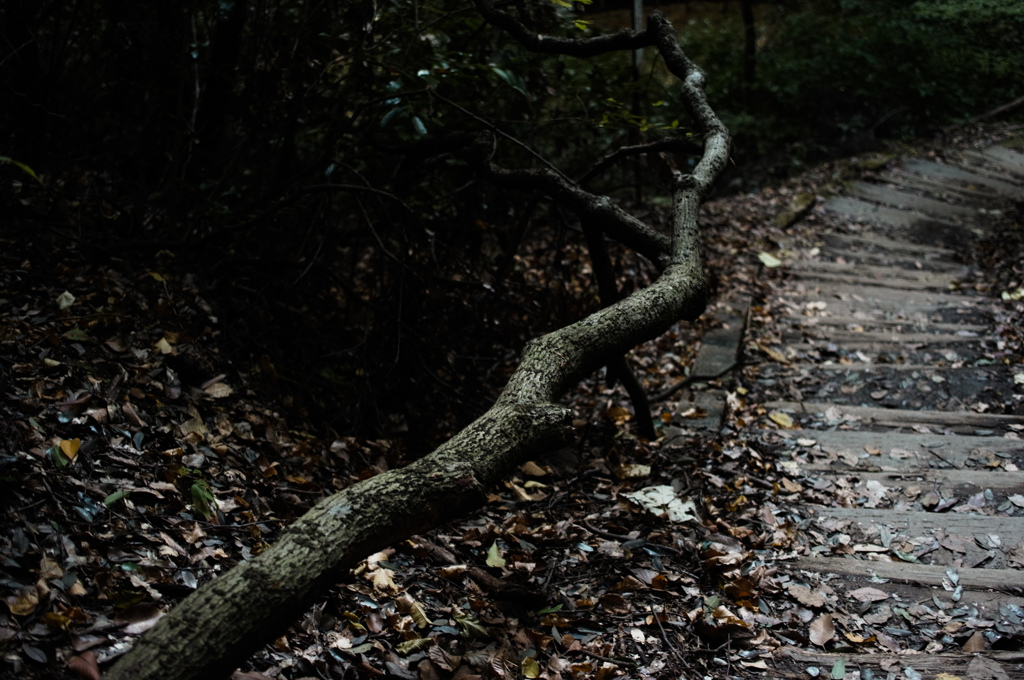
[671,0,1024,177]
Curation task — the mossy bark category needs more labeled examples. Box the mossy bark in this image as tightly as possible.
[105,8,729,680]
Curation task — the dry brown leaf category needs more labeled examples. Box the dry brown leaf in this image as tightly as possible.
[520,461,547,476]
[68,651,101,680]
[787,584,825,608]
[371,568,399,595]
[848,586,889,602]
[808,613,835,646]
[758,344,791,364]
[962,630,986,652]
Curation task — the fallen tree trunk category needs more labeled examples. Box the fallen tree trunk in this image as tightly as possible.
[105,9,729,680]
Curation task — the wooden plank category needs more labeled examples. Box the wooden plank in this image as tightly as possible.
[799,468,1024,495]
[879,167,1005,204]
[774,648,1024,679]
[787,300,985,324]
[800,506,1024,561]
[783,557,1024,609]
[978,145,1024,177]
[846,181,978,218]
[794,330,987,344]
[818,246,961,272]
[823,196,951,228]
[961,149,1024,181]
[903,158,1024,200]
[782,340,989,354]
[778,281,982,306]
[825,231,956,256]
[775,289,984,317]
[782,316,987,333]
[768,401,1024,430]
[790,556,1024,591]
[691,297,748,379]
[784,259,960,286]
[784,268,954,291]
[953,151,1024,184]
[674,388,726,432]
[775,428,1024,472]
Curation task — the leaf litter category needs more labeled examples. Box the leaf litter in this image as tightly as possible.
[2,126,1023,680]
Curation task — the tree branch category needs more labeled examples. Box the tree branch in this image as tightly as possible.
[472,0,657,57]
[577,137,704,186]
[104,10,729,680]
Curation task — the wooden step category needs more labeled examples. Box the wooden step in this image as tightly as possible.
[903,158,1024,200]
[776,429,1024,472]
[766,401,1024,430]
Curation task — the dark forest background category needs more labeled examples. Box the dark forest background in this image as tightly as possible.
[3,0,1023,449]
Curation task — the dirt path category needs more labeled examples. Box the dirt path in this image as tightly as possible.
[732,146,1024,678]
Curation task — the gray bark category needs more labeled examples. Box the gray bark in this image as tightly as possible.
[105,10,729,680]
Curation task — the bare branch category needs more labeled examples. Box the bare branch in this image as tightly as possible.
[577,138,704,186]
[472,0,657,57]
[464,133,672,268]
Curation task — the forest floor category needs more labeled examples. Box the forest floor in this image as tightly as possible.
[2,122,1024,680]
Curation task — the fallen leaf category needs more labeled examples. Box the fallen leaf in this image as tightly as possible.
[5,586,39,616]
[788,584,825,608]
[759,344,791,364]
[68,651,101,680]
[371,568,399,595]
[623,486,698,523]
[962,631,986,652]
[486,542,506,568]
[60,438,81,462]
[521,461,547,476]
[204,383,233,398]
[758,252,783,268]
[809,613,835,646]
[57,291,75,310]
[769,412,795,428]
[848,587,888,602]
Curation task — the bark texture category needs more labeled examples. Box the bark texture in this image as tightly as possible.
[105,9,730,680]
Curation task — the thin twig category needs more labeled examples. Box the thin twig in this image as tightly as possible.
[430,89,575,185]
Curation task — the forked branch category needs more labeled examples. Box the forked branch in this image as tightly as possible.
[104,10,728,680]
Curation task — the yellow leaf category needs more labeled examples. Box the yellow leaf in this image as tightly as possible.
[726,495,748,512]
[60,438,81,461]
[935,675,962,680]
[5,587,39,616]
[155,337,173,354]
[769,412,794,428]
[522,657,541,678]
[757,252,782,268]
[396,637,432,655]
